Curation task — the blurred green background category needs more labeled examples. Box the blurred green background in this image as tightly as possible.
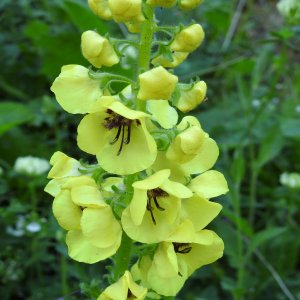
[0,0,299,299]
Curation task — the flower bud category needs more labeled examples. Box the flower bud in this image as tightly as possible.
[146,0,176,7]
[152,52,188,68]
[81,30,119,68]
[171,24,204,53]
[176,81,207,112]
[179,0,204,9]
[137,66,178,100]
[108,0,143,22]
[125,13,145,33]
[88,0,112,20]
[166,126,206,164]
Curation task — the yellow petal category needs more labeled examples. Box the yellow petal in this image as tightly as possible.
[152,243,178,278]
[48,151,80,179]
[182,230,224,275]
[181,195,222,231]
[133,169,170,190]
[189,170,228,198]
[66,230,120,264]
[130,188,148,225]
[160,180,193,198]
[77,112,110,155]
[52,190,82,230]
[81,207,122,248]
[147,100,178,129]
[98,270,147,300]
[181,138,219,174]
[50,65,102,114]
[97,119,157,175]
[71,185,106,207]
[121,195,180,243]
[44,178,68,197]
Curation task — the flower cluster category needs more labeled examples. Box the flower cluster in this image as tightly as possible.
[45,1,228,298]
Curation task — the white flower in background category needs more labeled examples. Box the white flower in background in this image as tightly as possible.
[26,222,42,233]
[6,216,25,237]
[14,156,50,176]
[252,99,261,108]
[296,105,300,113]
[280,172,300,189]
[277,0,300,23]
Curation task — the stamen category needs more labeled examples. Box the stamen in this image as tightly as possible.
[146,188,169,225]
[103,110,134,155]
[124,125,131,144]
[154,196,165,211]
[110,126,122,145]
[173,243,192,254]
[117,125,125,156]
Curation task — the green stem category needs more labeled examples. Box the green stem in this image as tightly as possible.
[112,174,136,280]
[138,5,154,72]
[231,187,245,300]
[113,232,133,280]
[137,4,155,111]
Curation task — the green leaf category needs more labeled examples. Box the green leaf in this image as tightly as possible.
[255,125,284,169]
[230,151,245,185]
[0,102,34,136]
[61,0,108,34]
[246,227,287,258]
[281,118,300,138]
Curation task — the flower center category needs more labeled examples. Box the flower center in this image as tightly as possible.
[127,290,136,299]
[146,188,168,225]
[173,243,192,254]
[103,109,140,156]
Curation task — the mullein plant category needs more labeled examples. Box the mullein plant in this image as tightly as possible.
[45,0,228,298]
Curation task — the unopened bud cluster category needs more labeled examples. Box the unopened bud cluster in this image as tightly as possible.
[46,1,228,298]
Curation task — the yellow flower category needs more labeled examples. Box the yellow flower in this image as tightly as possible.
[77,96,157,175]
[176,81,207,112]
[121,169,192,243]
[108,0,143,22]
[81,31,119,68]
[146,0,176,8]
[166,125,206,164]
[179,0,204,10]
[188,170,229,199]
[120,85,178,129]
[124,11,145,33]
[98,270,147,300]
[53,176,122,264]
[88,0,112,19]
[137,67,178,101]
[134,227,224,296]
[170,24,205,53]
[50,65,102,114]
[44,151,81,197]
[147,100,178,129]
[180,195,222,231]
[151,52,188,68]
[150,116,219,182]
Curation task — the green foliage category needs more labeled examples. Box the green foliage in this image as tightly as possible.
[0,0,299,300]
